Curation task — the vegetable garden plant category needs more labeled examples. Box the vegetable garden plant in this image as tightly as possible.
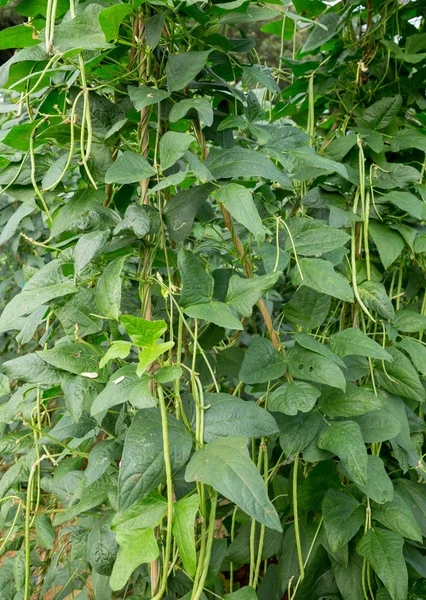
[1,0,426,598]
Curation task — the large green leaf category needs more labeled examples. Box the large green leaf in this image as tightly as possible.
[358,280,395,320]
[185,436,282,531]
[206,148,291,188]
[96,256,127,321]
[184,301,243,330]
[375,346,425,403]
[202,392,278,441]
[284,287,331,329]
[128,84,170,110]
[169,98,214,127]
[178,248,214,307]
[302,12,339,53]
[353,410,401,443]
[105,151,156,184]
[118,408,192,511]
[216,183,265,243]
[110,528,158,591]
[50,4,111,52]
[239,337,287,384]
[318,421,368,486]
[160,132,195,171]
[164,184,214,242]
[166,50,211,92]
[283,217,350,256]
[362,95,402,130]
[287,346,346,391]
[320,383,384,417]
[91,365,155,416]
[291,258,354,302]
[356,529,408,600]
[369,223,405,270]
[373,494,422,542]
[393,309,426,333]
[0,260,77,333]
[172,495,199,577]
[322,489,364,552]
[37,342,106,382]
[226,272,280,317]
[330,327,392,361]
[268,381,320,416]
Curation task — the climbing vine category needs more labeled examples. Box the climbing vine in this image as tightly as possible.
[0,1,426,599]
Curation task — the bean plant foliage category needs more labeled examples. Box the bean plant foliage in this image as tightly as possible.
[1,0,426,598]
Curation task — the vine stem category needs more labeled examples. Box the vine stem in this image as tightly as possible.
[152,386,174,600]
[293,453,304,581]
[191,491,218,600]
[220,204,280,349]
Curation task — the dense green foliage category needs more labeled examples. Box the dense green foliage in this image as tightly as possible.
[1,0,426,599]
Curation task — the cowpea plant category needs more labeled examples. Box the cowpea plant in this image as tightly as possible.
[0,0,426,599]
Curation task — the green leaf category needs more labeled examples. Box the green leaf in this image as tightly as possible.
[202,392,278,442]
[277,410,322,456]
[74,230,109,276]
[206,148,291,188]
[268,381,320,416]
[356,529,407,600]
[184,301,243,330]
[353,410,401,442]
[332,551,364,600]
[375,346,425,403]
[320,383,384,417]
[291,146,349,180]
[373,495,422,542]
[112,492,168,531]
[397,338,426,375]
[318,421,368,486]
[160,132,195,171]
[128,84,170,110]
[0,24,40,50]
[35,515,55,550]
[294,332,346,368]
[0,264,77,333]
[0,201,35,245]
[98,4,133,42]
[96,256,126,320]
[2,354,65,385]
[87,521,118,576]
[284,287,331,329]
[118,408,192,511]
[224,588,258,600]
[91,365,155,416]
[53,288,101,338]
[120,315,167,347]
[85,439,122,485]
[369,223,405,270]
[105,151,156,184]
[283,217,350,256]
[363,95,402,130]
[169,98,214,127]
[164,184,214,242]
[137,341,175,376]
[226,272,279,317]
[302,12,339,53]
[98,341,132,369]
[54,480,115,525]
[110,528,158,591]
[172,495,199,577]
[380,190,426,220]
[51,188,105,238]
[50,4,111,53]
[287,346,346,391]
[216,183,265,243]
[166,50,211,92]
[291,258,354,302]
[347,455,394,505]
[185,436,282,531]
[322,489,364,553]
[330,327,392,361]
[393,309,426,333]
[37,342,106,382]
[358,280,395,320]
[178,248,214,307]
[239,337,287,384]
